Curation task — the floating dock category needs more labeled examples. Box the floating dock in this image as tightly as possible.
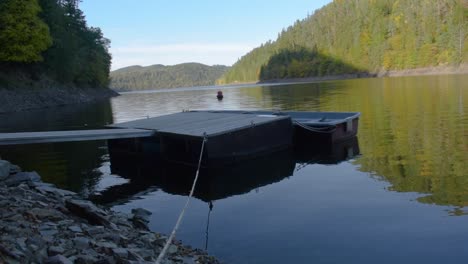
[4,110,364,166]
[109,111,293,165]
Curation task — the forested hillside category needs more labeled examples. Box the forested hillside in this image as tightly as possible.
[110,63,229,91]
[217,0,467,84]
[0,0,111,89]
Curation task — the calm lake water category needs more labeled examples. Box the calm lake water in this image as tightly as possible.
[1,74,467,263]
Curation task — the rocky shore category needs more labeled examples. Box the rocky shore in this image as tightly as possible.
[0,86,118,114]
[0,159,220,264]
[257,63,468,85]
[375,63,468,77]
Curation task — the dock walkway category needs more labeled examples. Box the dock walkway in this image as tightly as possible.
[0,111,290,147]
[0,128,155,146]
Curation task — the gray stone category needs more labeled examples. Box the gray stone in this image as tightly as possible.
[65,199,110,227]
[63,249,78,257]
[39,228,59,238]
[81,248,99,257]
[39,223,58,230]
[0,159,11,180]
[48,245,65,256]
[16,238,27,251]
[30,181,55,188]
[58,220,74,226]
[45,254,73,264]
[75,254,99,264]
[26,235,46,249]
[0,199,11,207]
[22,190,49,203]
[9,164,21,174]
[176,256,196,264]
[32,247,49,263]
[160,259,175,264]
[109,216,133,228]
[154,237,167,247]
[95,241,118,250]
[73,237,90,250]
[29,243,41,251]
[0,243,21,259]
[95,241,119,255]
[68,225,83,233]
[36,185,77,197]
[84,225,105,236]
[29,208,64,220]
[3,171,41,186]
[167,245,178,254]
[6,213,24,222]
[131,208,152,222]
[132,219,150,230]
[130,249,155,260]
[102,233,121,244]
[112,247,128,258]
[126,251,144,261]
[35,200,49,207]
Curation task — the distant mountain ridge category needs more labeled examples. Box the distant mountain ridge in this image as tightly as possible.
[110,63,230,91]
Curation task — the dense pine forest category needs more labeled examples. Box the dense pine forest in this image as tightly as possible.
[110,63,229,91]
[0,0,111,89]
[217,0,467,84]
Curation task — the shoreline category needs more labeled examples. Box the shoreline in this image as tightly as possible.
[375,63,468,77]
[0,159,220,263]
[115,64,468,95]
[1,64,466,114]
[0,86,119,114]
[258,64,468,85]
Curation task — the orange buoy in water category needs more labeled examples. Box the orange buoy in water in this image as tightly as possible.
[217,91,223,100]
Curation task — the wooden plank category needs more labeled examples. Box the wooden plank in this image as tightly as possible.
[0,128,155,146]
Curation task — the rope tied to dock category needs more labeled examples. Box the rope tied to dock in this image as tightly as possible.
[155,133,208,264]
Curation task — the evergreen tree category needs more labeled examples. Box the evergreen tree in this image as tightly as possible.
[38,0,112,87]
[0,0,52,62]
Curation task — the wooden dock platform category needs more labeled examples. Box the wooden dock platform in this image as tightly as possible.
[110,111,294,165]
[0,128,155,146]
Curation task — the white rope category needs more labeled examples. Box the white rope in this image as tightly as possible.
[155,134,207,264]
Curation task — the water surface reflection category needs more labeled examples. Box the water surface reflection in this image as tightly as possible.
[91,138,359,206]
[0,75,467,263]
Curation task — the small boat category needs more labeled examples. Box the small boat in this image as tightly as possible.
[191,110,360,144]
[216,91,223,100]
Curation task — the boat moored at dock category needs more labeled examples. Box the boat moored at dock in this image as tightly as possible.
[190,110,360,145]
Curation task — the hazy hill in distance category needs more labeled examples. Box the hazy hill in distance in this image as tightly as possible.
[110,63,230,91]
[217,0,467,84]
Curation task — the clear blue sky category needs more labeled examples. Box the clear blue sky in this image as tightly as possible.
[80,0,332,70]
